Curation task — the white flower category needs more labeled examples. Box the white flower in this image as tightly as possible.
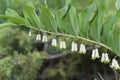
[42,35,47,42]
[71,42,75,52]
[28,31,31,37]
[71,42,78,52]
[101,53,110,63]
[105,53,110,62]
[62,41,66,49]
[91,49,100,60]
[60,41,63,49]
[51,39,57,47]
[36,34,41,40]
[101,53,105,62]
[60,41,66,49]
[111,59,120,70]
[74,43,78,52]
[95,49,99,58]
[91,50,95,60]
[79,44,86,54]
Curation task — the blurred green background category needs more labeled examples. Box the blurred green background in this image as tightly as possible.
[0,0,119,80]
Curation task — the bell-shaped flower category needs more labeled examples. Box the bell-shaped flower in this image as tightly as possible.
[110,59,120,70]
[60,41,63,49]
[71,42,78,52]
[60,41,66,49]
[101,53,110,63]
[91,50,95,60]
[74,43,78,52]
[62,41,66,49]
[36,34,41,40]
[28,31,31,37]
[42,35,47,42]
[51,39,57,47]
[71,42,75,52]
[101,53,105,63]
[79,44,86,54]
[95,49,99,58]
[91,49,100,60]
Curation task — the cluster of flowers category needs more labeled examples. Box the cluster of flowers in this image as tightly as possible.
[29,31,120,70]
[29,31,48,43]
[91,49,120,70]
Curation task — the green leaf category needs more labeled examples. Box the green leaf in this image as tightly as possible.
[56,0,70,33]
[90,0,105,42]
[112,28,120,56]
[102,12,120,51]
[39,6,57,32]
[78,2,96,38]
[0,23,16,29]
[106,31,113,49]
[56,0,71,19]
[23,1,42,29]
[69,5,78,36]
[0,9,25,24]
[58,5,78,35]
[60,12,74,35]
[102,15,117,46]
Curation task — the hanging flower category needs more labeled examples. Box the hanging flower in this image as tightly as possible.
[42,34,47,42]
[51,39,57,47]
[101,53,110,63]
[71,42,75,52]
[74,43,78,52]
[79,44,86,54]
[95,49,99,58]
[60,41,63,49]
[101,53,105,63]
[36,34,41,40]
[110,59,120,70]
[71,42,78,52]
[60,41,66,49]
[28,31,31,37]
[62,41,66,49]
[91,49,95,60]
[91,49,100,60]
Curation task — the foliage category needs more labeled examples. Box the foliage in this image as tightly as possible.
[0,0,120,56]
[0,52,43,80]
[0,27,46,80]
[0,0,120,80]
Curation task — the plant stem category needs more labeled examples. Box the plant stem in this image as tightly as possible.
[28,26,112,51]
[97,72,105,80]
